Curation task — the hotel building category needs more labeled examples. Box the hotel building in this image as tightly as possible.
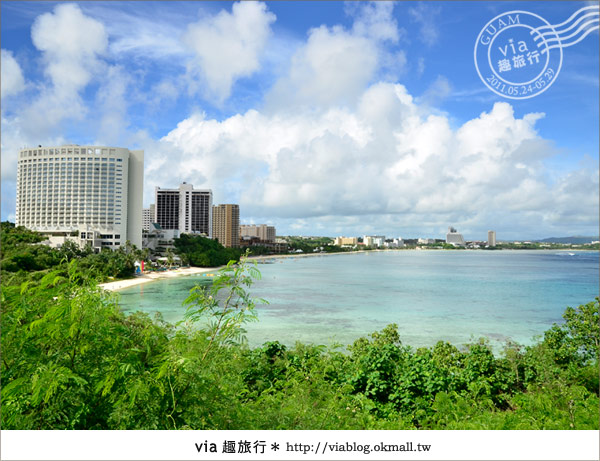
[446,226,466,247]
[334,236,358,246]
[154,183,212,236]
[364,235,385,247]
[488,230,497,247]
[212,204,240,248]
[15,145,143,249]
[142,204,155,231]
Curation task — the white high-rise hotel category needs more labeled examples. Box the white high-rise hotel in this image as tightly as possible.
[16,145,143,249]
[155,183,212,236]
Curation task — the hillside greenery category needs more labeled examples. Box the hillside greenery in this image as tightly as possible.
[172,233,243,267]
[1,223,598,429]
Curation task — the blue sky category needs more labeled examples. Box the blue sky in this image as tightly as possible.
[1,1,598,240]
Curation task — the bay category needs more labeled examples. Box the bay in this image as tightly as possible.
[117,250,599,351]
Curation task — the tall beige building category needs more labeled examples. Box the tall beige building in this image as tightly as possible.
[15,144,143,249]
[212,204,240,248]
[334,236,358,246]
[488,230,497,247]
[240,224,276,243]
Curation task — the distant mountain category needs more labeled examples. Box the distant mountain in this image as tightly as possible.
[536,236,599,244]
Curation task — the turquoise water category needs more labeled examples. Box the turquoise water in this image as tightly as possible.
[117,250,599,351]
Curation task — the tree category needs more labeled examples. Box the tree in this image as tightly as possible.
[165,248,176,269]
[181,254,265,358]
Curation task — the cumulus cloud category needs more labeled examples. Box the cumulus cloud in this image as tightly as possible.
[266,2,402,111]
[31,3,107,93]
[159,82,598,238]
[1,2,596,239]
[1,3,108,195]
[20,3,108,139]
[266,27,378,110]
[183,1,275,103]
[1,49,26,98]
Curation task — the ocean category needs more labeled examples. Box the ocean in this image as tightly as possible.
[117,250,599,351]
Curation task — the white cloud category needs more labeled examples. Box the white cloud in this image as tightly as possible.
[264,2,404,112]
[17,3,109,139]
[31,3,107,92]
[408,3,441,46]
[265,3,402,112]
[266,25,378,110]
[183,1,275,103]
[94,65,132,146]
[1,2,109,202]
[159,83,598,238]
[1,2,596,239]
[103,10,188,61]
[348,1,402,43]
[417,75,452,108]
[1,49,26,98]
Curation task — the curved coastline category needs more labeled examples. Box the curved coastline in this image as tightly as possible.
[100,247,589,292]
[99,250,369,292]
[98,266,221,291]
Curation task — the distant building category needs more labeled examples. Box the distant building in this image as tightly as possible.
[385,238,405,248]
[142,204,155,231]
[417,238,436,245]
[212,204,240,248]
[240,224,276,243]
[143,222,180,255]
[487,230,496,247]
[364,235,385,247]
[446,227,466,247]
[155,183,212,236]
[15,144,143,250]
[334,236,358,246]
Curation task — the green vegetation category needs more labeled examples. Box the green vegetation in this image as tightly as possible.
[284,236,340,254]
[495,241,600,250]
[172,234,244,267]
[0,222,139,285]
[1,223,598,429]
[2,246,598,429]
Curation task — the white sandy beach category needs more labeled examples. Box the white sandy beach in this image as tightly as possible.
[98,266,222,291]
[98,250,368,291]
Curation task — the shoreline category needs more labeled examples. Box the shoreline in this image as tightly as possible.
[98,266,223,292]
[99,251,366,292]
[100,247,592,292]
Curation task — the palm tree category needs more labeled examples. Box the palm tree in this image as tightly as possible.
[165,248,176,269]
